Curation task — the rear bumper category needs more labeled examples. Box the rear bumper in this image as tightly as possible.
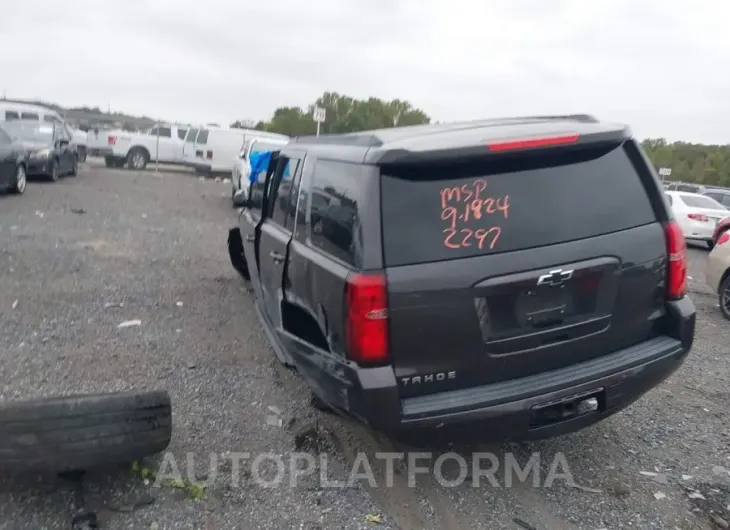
[88,147,113,157]
[684,220,716,240]
[186,161,211,173]
[331,297,695,442]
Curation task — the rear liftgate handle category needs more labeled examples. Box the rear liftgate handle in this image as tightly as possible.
[269,250,285,264]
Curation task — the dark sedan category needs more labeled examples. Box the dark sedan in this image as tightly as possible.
[2,120,77,181]
[0,123,28,194]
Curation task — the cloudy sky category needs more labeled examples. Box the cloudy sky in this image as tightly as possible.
[1,0,728,143]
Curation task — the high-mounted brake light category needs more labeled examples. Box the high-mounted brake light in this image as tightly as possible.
[688,213,709,222]
[345,272,389,365]
[717,231,730,246]
[664,220,687,300]
[486,133,580,152]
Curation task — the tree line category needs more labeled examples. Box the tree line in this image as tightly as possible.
[640,139,730,187]
[231,91,730,187]
[231,91,431,136]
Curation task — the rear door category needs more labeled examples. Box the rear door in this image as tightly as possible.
[183,128,199,160]
[379,140,668,397]
[256,151,304,329]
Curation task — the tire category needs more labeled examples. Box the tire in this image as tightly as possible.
[69,156,78,177]
[228,228,251,280]
[11,164,26,195]
[720,275,730,321]
[0,390,172,473]
[77,146,87,163]
[707,240,715,250]
[49,159,59,182]
[127,147,149,170]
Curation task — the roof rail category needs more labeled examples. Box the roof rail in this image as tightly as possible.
[529,114,599,123]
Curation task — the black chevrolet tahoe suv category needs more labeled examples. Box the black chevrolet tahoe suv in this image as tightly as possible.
[227,114,696,442]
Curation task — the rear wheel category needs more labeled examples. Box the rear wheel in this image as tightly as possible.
[720,275,730,321]
[69,156,78,177]
[11,165,26,194]
[127,147,149,170]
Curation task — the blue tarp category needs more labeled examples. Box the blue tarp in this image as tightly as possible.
[247,150,291,185]
[248,151,272,185]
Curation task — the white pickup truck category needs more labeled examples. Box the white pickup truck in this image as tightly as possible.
[89,124,189,169]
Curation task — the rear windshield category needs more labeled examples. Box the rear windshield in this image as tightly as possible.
[680,194,726,210]
[250,140,286,155]
[380,142,657,267]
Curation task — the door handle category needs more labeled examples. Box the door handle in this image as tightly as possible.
[269,251,285,263]
[245,234,255,242]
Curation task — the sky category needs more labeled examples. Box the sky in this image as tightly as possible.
[1,0,728,144]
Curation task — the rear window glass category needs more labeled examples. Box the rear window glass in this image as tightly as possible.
[380,142,657,267]
[251,140,286,155]
[680,194,726,210]
[21,112,39,120]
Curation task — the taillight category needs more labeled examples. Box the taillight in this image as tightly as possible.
[486,133,579,152]
[345,272,389,365]
[688,213,709,222]
[717,231,730,246]
[108,135,117,146]
[206,150,213,159]
[664,220,687,300]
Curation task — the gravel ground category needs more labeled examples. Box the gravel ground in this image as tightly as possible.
[0,161,728,530]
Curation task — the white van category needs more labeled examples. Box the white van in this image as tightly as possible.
[0,102,88,161]
[186,126,288,176]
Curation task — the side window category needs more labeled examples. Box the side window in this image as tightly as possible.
[177,128,187,140]
[196,129,209,145]
[665,193,672,206]
[270,157,302,229]
[0,128,10,145]
[185,128,198,143]
[722,196,730,208]
[43,115,55,123]
[21,112,39,120]
[308,160,366,266]
[158,127,172,138]
[5,111,19,120]
[149,127,158,136]
[706,193,722,202]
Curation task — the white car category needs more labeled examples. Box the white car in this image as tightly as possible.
[231,135,289,204]
[665,190,729,248]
